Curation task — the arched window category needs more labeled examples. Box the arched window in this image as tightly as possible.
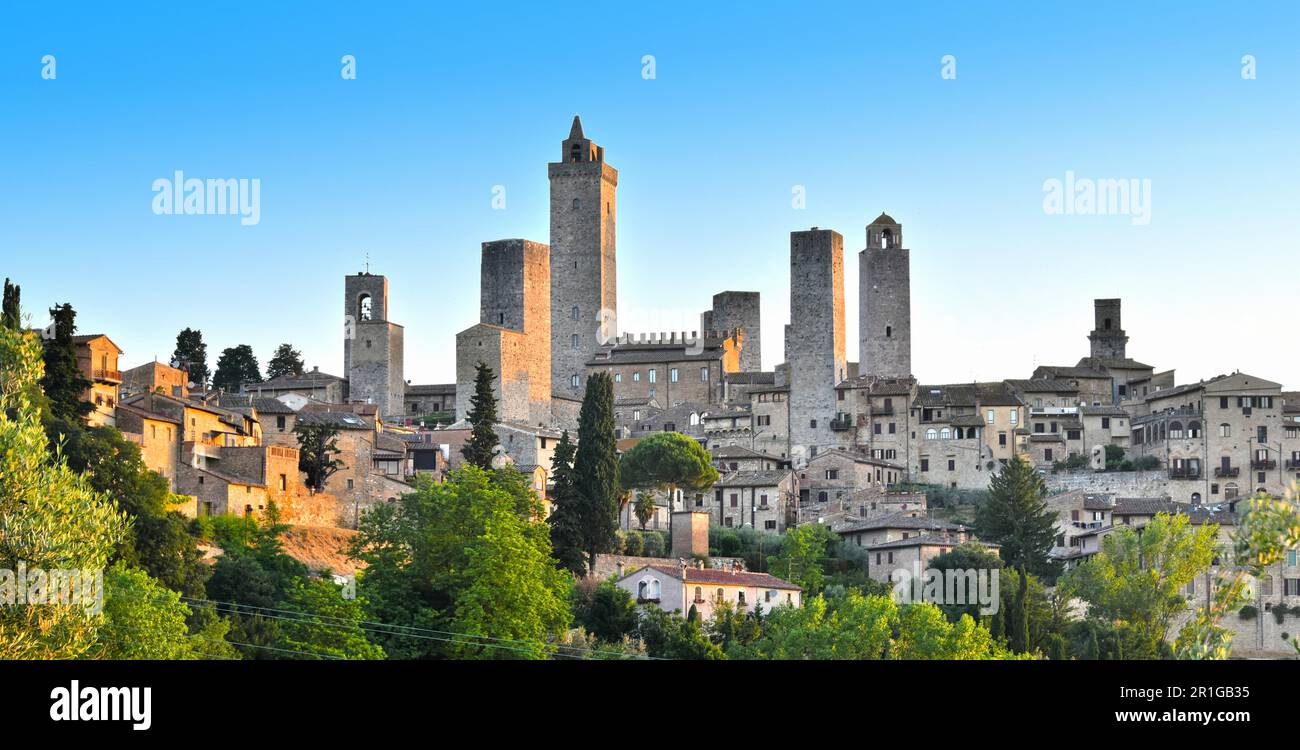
[716,588,725,602]
[571,305,579,320]
[1219,423,1231,438]
[694,586,703,603]
[737,591,746,605]
[1188,421,1201,438]
[638,580,647,599]
[926,428,938,440]
[570,144,582,163]
[1169,421,1183,439]
[572,198,581,209]
[1191,492,1202,505]
[571,334,580,349]
[358,294,372,321]
[689,412,700,426]
[571,374,580,388]
[940,427,951,440]
[880,228,892,249]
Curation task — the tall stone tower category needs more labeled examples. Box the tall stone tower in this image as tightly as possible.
[1088,298,1128,359]
[455,239,552,426]
[787,228,846,464]
[859,213,911,378]
[550,115,617,397]
[701,291,761,372]
[344,272,404,417]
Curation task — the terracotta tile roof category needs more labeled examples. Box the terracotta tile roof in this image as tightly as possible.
[637,564,802,591]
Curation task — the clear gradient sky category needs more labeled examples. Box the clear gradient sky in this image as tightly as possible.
[2,2,1297,389]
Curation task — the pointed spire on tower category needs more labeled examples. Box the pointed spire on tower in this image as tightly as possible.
[569,115,584,140]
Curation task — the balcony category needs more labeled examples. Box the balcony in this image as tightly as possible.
[872,404,896,416]
[1214,466,1240,478]
[1252,459,1277,470]
[829,416,852,431]
[1169,466,1201,479]
[1030,406,1079,416]
[92,368,122,383]
[1287,459,1300,470]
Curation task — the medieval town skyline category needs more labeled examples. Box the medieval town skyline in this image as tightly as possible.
[3,4,1296,390]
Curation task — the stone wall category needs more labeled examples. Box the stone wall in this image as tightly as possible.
[706,291,761,372]
[859,243,911,379]
[1044,469,1171,497]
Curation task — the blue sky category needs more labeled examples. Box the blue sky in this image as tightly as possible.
[2,1,1297,388]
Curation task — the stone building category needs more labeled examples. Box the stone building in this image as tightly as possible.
[859,213,911,379]
[1075,298,1154,401]
[799,449,904,512]
[73,334,123,427]
[1130,372,1287,505]
[456,239,552,426]
[1007,378,1083,468]
[1032,364,1112,407]
[550,115,618,400]
[251,366,347,404]
[708,469,797,532]
[835,511,968,550]
[294,409,410,528]
[786,228,847,464]
[344,273,404,418]
[700,291,761,372]
[748,384,791,459]
[121,360,188,400]
[588,330,741,410]
[710,445,786,473]
[403,382,456,417]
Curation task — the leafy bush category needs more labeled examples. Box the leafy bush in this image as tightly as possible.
[643,530,667,557]
[1239,605,1258,620]
[622,531,644,556]
[1132,455,1160,471]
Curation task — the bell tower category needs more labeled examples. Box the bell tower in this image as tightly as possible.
[859,212,911,379]
[549,115,618,397]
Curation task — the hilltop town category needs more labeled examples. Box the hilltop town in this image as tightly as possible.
[19,116,1300,658]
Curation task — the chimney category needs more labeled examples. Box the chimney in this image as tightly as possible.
[616,562,625,577]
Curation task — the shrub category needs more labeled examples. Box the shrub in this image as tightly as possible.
[1273,603,1290,624]
[1132,455,1160,471]
[643,531,667,557]
[622,531,644,556]
[1239,605,1258,621]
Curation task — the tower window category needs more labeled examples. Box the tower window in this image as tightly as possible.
[570,144,582,162]
[1104,318,1112,330]
[571,374,580,388]
[571,306,579,320]
[571,334,580,349]
[572,198,581,210]
[885,326,892,338]
[358,294,372,321]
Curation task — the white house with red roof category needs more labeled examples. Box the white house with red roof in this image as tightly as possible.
[615,560,802,619]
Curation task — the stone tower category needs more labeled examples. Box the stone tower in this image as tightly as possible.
[455,239,552,425]
[344,272,404,417]
[787,228,846,464]
[859,212,911,378]
[550,115,617,398]
[701,291,761,372]
[1089,298,1128,359]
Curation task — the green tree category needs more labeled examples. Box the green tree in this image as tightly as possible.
[0,325,129,659]
[295,422,343,492]
[976,455,1061,582]
[769,524,834,595]
[547,431,587,576]
[350,467,572,659]
[170,328,209,388]
[619,431,719,516]
[275,577,385,660]
[571,579,640,644]
[1061,512,1219,659]
[633,492,657,531]
[571,372,620,572]
[2,278,20,330]
[93,562,203,660]
[212,344,262,392]
[636,605,725,659]
[265,343,305,380]
[49,419,210,599]
[1175,489,1300,659]
[461,362,499,469]
[39,303,93,422]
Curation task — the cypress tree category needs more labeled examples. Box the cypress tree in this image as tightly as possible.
[572,372,620,572]
[460,362,499,470]
[39,304,92,422]
[2,278,20,330]
[547,431,586,576]
[975,455,1061,581]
